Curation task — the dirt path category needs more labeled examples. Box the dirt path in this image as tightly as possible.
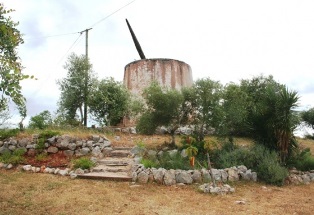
[0,170,313,215]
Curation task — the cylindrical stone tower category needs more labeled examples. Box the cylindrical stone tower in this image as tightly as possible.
[124,58,193,96]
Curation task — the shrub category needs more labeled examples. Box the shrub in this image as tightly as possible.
[72,157,95,170]
[141,158,158,168]
[0,129,20,140]
[210,141,288,185]
[35,153,48,162]
[0,148,26,165]
[157,152,190,170]
[288,148,314,171]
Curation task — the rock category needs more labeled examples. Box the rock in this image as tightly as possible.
[47,146,58,154]
[64,150,74,157]
[23,165,32,171]
[68,143,76,151]
[181,149,188,158]
[44,167,52,173]
[130,146,145,156]
[6,164,13,169]
[76,141,83,147]
[70,173,77,179]
[168,149,178,158]
[9,139,18,146]
[176,172,193,184]
[309,173,314,181]
[235,200,246,205]
[75,168,85,174]
[137,171,149,184]
[57,140,69,149]
[237,165,248,173]
[31,166,40,173]
[157,151,164,158]
[211,169,222,181]
[152,168,165,184]
[130,127,137,134]
[240,169,252,180]
[8,145,16,151]
[26,144,35,149]
[92,135,100,142]
[132,172,137,182]
[114,136,121,141]
[0,162,5,168]
[92,146,102,157]
[201,168,212,182]
[102,147,113,156]
[54,168,60,174]
[220,170,228,182]
[47,137,56,144]
[122,128,129,133]
[103,141,111,148]
[147,150,157,158]
[18,138,29,147]
[81,147,90,155]
[134,156,142,164]
[164,170,176,186]
[59,169,69,176]
[0,147,10,155]
[252,172,257,182]
[226,167,239,182]
[302,174,311,184]
[86,141,93,147]
[191,170,202,183]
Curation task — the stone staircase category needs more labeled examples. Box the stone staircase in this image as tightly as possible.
[76,147,134,181]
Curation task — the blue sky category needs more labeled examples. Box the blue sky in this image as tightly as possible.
[2,0,314,126]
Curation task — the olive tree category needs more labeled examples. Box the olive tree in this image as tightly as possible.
[0,3,33,126]
[136,82,190,145]
[56,53,96,126]
[89,78,129,126]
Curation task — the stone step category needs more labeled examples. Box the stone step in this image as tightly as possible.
[92,165,130,173]
[77,172,132,181]
[109,150,131,157]
[97,159,130,166]
[112,147,133,151]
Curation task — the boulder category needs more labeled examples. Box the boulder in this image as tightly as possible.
[47,137,56,144]
[92,146,102,157]
[47,146,58,154]
[68,143,77,151]
[168,149,178,158]
[64,150,74,157]
[226,167,239,182]
[9,139,18,146]
[23,165,32,171]
[191,170,202,183]
[81,147,90,155]
[181,149,188,158]
[18,138,29,147]
[8,145,16,151]
[137,171,149,184]
[152,168,165,184]
[58,169,69,176]
[0,147,10,155]
[201,168,211,182]
[92,135,100,142]
[176,172,193,184]
[86,141,93,147]
[164,170,176,186]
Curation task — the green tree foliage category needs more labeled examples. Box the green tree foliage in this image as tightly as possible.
[241,75,299,163]
[28,110,52,129]
[89,78,129,126]
[56,53,96,125]
[137,82,189,145]
[191,78,223,141]
[220,83,249,137]
[301,108,314,129]
[0,3,32,121]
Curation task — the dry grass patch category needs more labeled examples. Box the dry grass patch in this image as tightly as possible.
[0,170,313,215]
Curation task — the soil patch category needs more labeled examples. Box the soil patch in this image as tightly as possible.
[23,151,70,168]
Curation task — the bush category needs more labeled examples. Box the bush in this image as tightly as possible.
[157,152,190,170]
[210,141,288,185]
[288,148,314,171]
[72,157,95,170]
[141,158,158,168]
[0,148,26,165]
[0,129,20,140]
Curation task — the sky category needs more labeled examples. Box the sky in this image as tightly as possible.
[2,0,314,128]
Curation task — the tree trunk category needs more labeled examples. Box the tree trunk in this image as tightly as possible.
[207,152,216,187]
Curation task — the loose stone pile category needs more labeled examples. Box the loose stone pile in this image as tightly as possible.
[285,168,314,184]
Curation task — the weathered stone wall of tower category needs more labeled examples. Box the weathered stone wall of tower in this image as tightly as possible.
[124,58,193,96]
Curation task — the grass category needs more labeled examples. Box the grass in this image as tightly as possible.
[0,170,313,214]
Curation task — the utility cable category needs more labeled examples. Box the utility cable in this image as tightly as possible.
[89,0,136,28]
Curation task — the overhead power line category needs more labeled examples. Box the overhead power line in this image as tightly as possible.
[90,0,136,28]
